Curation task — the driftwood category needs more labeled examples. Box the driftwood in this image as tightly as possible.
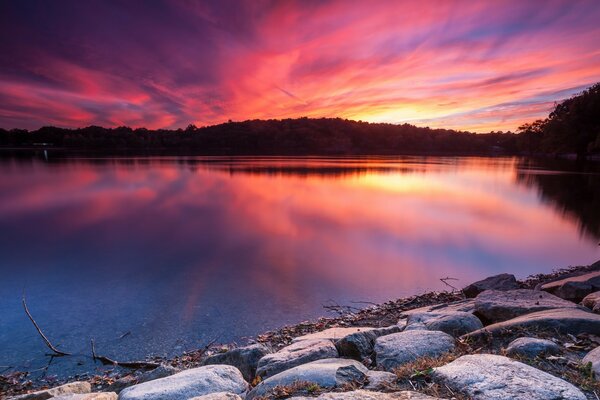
[90,339,159,370]
[22,294,71,356]
[439,276,459,291]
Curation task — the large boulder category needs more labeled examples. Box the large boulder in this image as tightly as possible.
[189,393,243,400]
[108,365,179,394]
[291,390,441,399]
[335,325,401,361]
[202,344,270,381]
[462,274,519,298]
[505,337,561,358]
[541,270,600,302]
[474,289,579,323]
[405,311,483,337]
[118,365,248,400]
[400,299,475,317]
[582,291,600,313]
[433,354,585,399]
[52,395,117,400]
[247,358,368,400]
[255,339,338,378]
[464,308,600,340]
[582,346,600,380]
[10,382,91,400]
[364,371,397,390]
[374,330,455,371]
[291,327,375,343]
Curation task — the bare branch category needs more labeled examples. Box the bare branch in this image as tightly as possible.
[91,339,159,370]
[22,293,70,357]
[439,276,459,291]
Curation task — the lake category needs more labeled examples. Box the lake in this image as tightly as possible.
[0,154,598,379]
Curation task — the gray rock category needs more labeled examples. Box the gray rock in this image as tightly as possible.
[464,308,600,340]
[335,325,401,360]
[291,390,440,399]
[400,299,475,317]
[582,346,600,380]
[9,382,91,400]
[403,322,427,331]
[462,273,519,298]
[291,327,375,343]
[406,311,483,337]
[582,291,600,313]
[247,358,368,400]
[107,376,138,394]
[433,354,585,399]
[118,365,248,400]
[107,365,180,394]
[53,394,117,400]
[553,281,594,302]
[505,337,561,358]
[541,270,600,301]
[364,371,397,390]
[202,344,270,381]
[474,289,579,323]
[189,393,243,400]
[255,339,338,378]
[374,330,455,371]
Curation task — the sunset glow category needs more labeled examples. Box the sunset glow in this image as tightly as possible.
[1,0,599,132]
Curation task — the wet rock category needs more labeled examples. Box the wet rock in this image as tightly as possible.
[189,393,243,400]
[474,289,579,323]
[541,270,600,302]
[505,337,560,358]
[247,358,368,400]
[256,339,338,378]
[53,394,117,400]
[335,325,401,360]
[464,308,600,339]
[582,291,600,313]
[291,327,375,343]
[433,354,585,400]
[291,390,440,399]
[374,330,455,371]
[9,382,91,400]
[400,299,475,317]
[406,311,483,337]
[364,371,397,390]
[118,365,248,400]
[462,274,519,298]
[582,346,600,380]
[202,343,270,381]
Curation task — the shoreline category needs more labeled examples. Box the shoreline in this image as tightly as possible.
[4,260,600,398]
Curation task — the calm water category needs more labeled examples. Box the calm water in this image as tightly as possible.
[0,155,599,378]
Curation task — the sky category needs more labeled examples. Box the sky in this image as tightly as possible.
[1,0,599,133]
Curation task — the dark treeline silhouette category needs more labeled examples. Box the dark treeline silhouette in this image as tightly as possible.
[516,82,600,159]
[1,82,598,156]
[0,118,517,155]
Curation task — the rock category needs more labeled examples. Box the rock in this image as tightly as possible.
[335,325,401,360]
[202,344,270,381]
[406,311,483,337]
[433,354,585,399]
[400,299,475,317]
[541,270,600,301]
[505,337,561,358]
[403,322,427,331]
[107,376,138,394]
[118,365,248,400]
[464,308,600,340]
[374,330,455,371]
[9,382,91,400]
[247,358,368,400]
[138,364,179,383]
[53,394,117,400]
[474,289,579,323]
[255,339,338,378]
[553,281,594,302]
[291,327,375,343]
[291,390,440,399]
[582,346,600,380]
[364,371,397,390]
[582,291,600,313]
[189,393,243,400]
[462,274,519,298]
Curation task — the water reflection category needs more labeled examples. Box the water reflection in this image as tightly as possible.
[0,155,598,378]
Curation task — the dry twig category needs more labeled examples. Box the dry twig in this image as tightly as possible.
[22,293,70,357]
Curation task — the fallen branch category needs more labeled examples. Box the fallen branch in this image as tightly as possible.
[439,276,459,291]
[22,293,70,357]
[91,339,159,370]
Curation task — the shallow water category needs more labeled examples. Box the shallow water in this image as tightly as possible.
[0,155,598,379]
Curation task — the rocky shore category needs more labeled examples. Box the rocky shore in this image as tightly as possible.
[4,260,600,400]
